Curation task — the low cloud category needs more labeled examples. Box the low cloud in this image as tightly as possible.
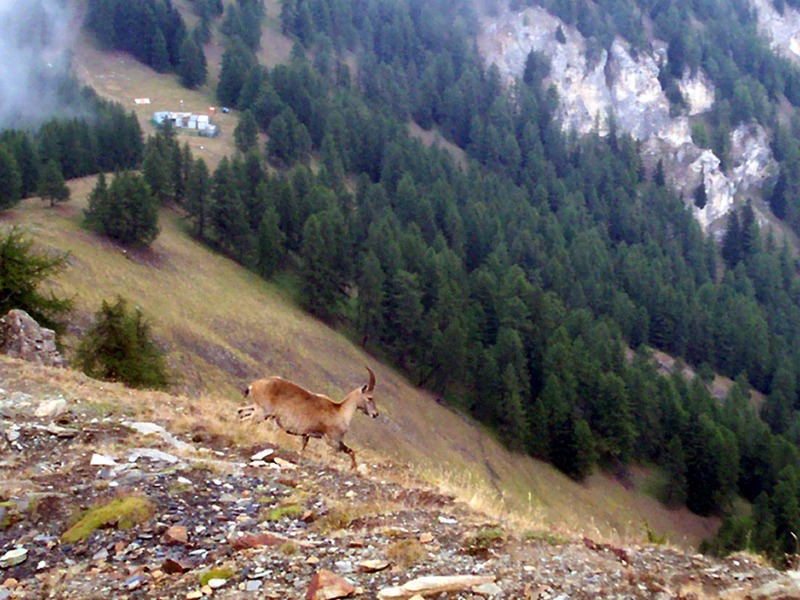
[0,0,82,129]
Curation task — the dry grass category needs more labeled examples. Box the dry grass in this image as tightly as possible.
[386,539,427,568]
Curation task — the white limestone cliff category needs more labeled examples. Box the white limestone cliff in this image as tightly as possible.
[477,5,776,232]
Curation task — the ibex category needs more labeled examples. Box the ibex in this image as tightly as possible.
[238,367,378,469]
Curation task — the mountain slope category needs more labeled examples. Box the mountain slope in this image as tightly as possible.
[5,187,718,548]
[0,367,790,599]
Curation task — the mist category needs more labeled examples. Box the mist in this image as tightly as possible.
[0,0,83,130]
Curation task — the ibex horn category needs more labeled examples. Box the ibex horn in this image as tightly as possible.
[366,366,376,391]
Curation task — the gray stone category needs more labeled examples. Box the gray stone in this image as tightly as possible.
[245,580,262,592]
[123,421,194,452]
[251,448,274,461]
[0,310,66,367]
[127,448,180,464]
[0,547,28,568]
[208,578,227,589]
[35,398,68,419]
[473,582,503,596]
[91,453,118,466]
[93,548,109,561]
[115,469,145,486]
[334,560,353,574]
[125,574,146,590]
[42,423,77,437]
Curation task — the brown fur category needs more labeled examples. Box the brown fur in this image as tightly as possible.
[238,367,378,469]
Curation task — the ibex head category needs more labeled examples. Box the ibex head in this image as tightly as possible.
[358,366,379,418]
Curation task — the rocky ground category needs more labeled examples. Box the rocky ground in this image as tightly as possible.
[2,379,800,599]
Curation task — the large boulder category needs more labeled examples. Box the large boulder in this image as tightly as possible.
[0,309,66,367]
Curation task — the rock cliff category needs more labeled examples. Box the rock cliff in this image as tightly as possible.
[477,5,777,233]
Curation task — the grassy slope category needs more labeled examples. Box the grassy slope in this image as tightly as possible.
[6,187,718,549]
[43,0,719,549]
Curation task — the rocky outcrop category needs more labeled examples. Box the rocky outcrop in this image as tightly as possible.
[476,6,684,139]
[477,6,777,232]
[0,309,65,367]
[752,0,800,61]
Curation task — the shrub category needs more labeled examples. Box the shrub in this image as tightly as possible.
[75,296,169,389]
[0,226,71,333]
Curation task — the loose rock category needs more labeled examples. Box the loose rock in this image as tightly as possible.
[34,398,68,419]
[305,569,355,600]
[207,578,227,589]
[0,549,27,569]
[162,558,191,574]
[377,575,497,599]
[90,453,118,467]
[162,525,189,546]
[251,448,274,461]
[358,560,390,573]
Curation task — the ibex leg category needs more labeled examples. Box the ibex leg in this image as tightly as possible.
[337,440,357,470]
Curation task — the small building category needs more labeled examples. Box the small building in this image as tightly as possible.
[152,111,218,137]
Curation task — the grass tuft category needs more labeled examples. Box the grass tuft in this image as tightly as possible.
[62,495,154,543]
[312,506,357,533]
[523,529,567,545]
[462,526,506,556]
[199,567,235,586]
[263,504,303,522]
[386,539,426,568]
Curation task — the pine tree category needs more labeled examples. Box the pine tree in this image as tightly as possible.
[142,141,173,205]
[356,250,386,348]
[693,180,707,209]
[751,492,779,557]
[0,227,72,332]
[177,33,208,89]
[38,159,70,208]
[0,146,22,210]
[234,110,259,153]
[498,364,530,451]
[654,159,666,186]
[722,210,743,268]
[150,28,171,73]
[186,158,211,239]
[209,157,254,263]
[84,171,160,245]
[217,39,255,107]
[75,296,169,389]
[663,435,688,506]
[86,0,117,47]
[1,132,40,198]
[593,371,635,463]
[299,207,347,319]
[387,270,425,368]
[256,205,285,278]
